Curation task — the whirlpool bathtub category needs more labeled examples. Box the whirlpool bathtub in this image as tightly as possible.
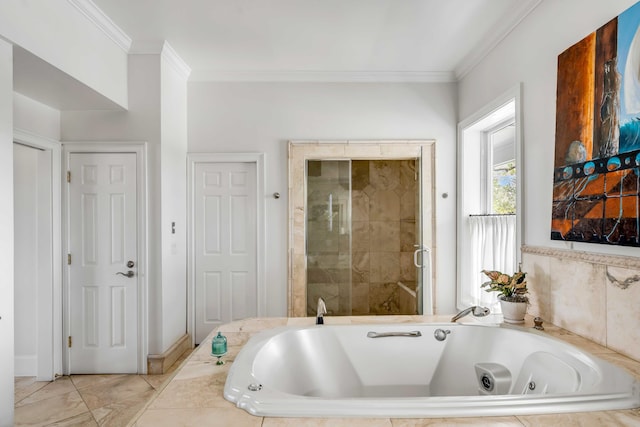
[224,323,640,418]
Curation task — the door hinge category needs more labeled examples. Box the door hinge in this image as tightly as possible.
[67,254,71,265]
[67,171,71,183]
[68,336,72,348]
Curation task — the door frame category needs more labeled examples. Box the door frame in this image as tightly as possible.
[13,128,62,381]
[186,153,266,346]
[62,142,148,374]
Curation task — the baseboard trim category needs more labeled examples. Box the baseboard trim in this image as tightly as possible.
[147,334,192,375]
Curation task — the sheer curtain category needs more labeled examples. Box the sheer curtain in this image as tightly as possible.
[467,215,516,311]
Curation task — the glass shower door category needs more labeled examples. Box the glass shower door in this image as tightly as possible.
[305,160,352,316]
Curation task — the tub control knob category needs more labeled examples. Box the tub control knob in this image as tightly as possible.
[434,329,451,341]
[533,317,544,331]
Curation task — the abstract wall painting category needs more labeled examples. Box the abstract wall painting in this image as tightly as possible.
[552,1,640,246]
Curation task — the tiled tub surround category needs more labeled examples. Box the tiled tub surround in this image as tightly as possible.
[522,245,640,362]
[133,316,640,426]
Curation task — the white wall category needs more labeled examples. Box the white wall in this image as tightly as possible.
[0,1,127,108]
[188,82,459,315]
[14,93,61,140]
[13,144,38,376]
[458,0,640,258]
[0,38,15,427]
[160,51,188,349]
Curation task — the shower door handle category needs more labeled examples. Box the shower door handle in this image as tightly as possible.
[413,245,427,268]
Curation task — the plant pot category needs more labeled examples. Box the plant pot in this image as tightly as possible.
[499,298,527,324]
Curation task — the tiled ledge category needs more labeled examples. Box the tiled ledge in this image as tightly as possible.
[523,245,640,270]
[131,316,640,426]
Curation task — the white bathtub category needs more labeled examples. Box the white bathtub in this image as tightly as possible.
[224,323,640,418]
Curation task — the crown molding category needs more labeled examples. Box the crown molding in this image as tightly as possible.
[189,70,456,83]
[67,0,132,52]
[129,41,191,80]
[161,42,192,80]
[454,0,543,80]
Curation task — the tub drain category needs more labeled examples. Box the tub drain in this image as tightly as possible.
[528,381,536,391]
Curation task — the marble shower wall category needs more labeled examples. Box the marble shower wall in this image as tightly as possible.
[522,246,640,362]
[351,160,418,315]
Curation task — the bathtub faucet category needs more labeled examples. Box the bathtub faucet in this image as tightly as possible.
[316,297,327,325]
[451,306,490,322]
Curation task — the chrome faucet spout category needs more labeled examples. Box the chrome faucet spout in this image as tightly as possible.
[451,306,490,322]
[316,297,327,325]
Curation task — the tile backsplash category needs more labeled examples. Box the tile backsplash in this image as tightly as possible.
[522,245,640,362]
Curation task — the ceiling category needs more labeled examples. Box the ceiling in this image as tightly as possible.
[92,0,542,81]
[12,0,541,111]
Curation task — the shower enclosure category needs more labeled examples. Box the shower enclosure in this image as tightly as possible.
[288,141,435,318]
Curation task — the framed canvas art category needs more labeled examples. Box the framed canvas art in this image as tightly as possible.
[552,1,640,246]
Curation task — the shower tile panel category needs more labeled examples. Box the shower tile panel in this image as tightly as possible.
[351,221,370,252]
[370,252,400,283]
[369,190,400,221]
[370,161,400,191]
[369,221,400,252]
[351,190,370,222]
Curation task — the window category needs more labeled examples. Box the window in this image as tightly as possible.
[487,122,516,214]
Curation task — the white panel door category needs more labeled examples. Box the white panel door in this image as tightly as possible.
[194,162,257,344]
[68,153,138,373]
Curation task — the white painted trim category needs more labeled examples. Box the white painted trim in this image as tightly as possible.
[186,153,267,346]
[455,0,543,80]
[129,41,192,80]
[189,70,456,83]
[161,42,192,80]
[456,84,523,310]
[13,128,62,381]
[61,142,148,374]
[67,0,132,52]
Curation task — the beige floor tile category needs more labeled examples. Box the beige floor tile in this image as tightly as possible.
[263,418,392,426]
[47,411,99,427]
[391,418,524,427]
[135,407,263,427]
[609,408,640,425]
[14,377,49,403]
[77,375,154,410]
[16,376,77,406]
[517,411,626,426]
[91,388,156,427]
[142,348,194,390]
[14,390,89,426]
[71,374,129,390]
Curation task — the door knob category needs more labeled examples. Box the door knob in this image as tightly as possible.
[116,270,135,278]
[127,260,135,268]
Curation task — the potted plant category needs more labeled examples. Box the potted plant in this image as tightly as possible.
[481,269,528,323]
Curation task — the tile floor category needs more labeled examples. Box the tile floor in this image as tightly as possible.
[14,349,193,427]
